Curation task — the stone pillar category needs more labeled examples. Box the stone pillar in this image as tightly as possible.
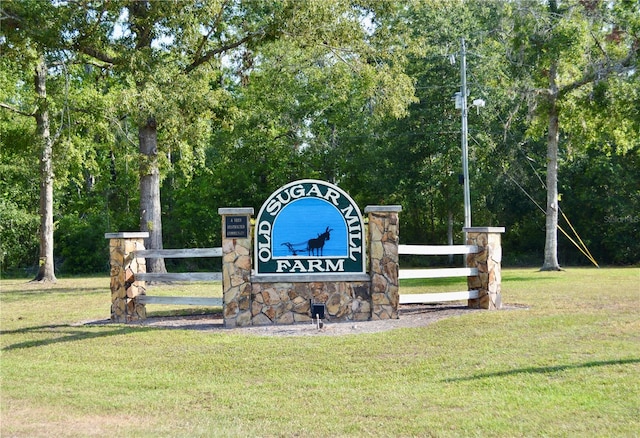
[464,227,505,310]
[218,208,254,327]
[105,232,149,322]
[365,205,402,320]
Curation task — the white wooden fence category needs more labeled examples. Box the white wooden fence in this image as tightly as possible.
[398,244,480,304]
[131,244,481,308]
[133,248,223,307]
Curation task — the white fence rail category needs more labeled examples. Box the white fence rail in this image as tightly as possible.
[135,272,222,282]
[137,296,222,306]
[133,244,480,307]
[133,247,223,307]
[398,244,479,304]
[134,248,223,258]
[399,290,479,304]
[399,267,477,279]
[398,244,478,255]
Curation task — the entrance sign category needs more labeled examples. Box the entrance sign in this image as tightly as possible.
[254,179,365,277]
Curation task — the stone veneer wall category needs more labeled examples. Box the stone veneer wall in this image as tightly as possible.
[366,206,402,320]
[105,232,148,322]
[464,227,505,310]
[248,281,371,326]
[219,208,254,328]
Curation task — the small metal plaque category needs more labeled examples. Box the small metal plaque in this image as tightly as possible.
[225,216,249,238]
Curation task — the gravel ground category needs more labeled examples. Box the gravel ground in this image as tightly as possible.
[88,304,525,336]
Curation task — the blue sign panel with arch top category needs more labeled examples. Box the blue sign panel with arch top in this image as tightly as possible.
[254,179,365,276]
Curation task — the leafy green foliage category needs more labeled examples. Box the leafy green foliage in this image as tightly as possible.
[561,146,640,265]
[0,107,40,274]
[0,199,39,274]
[56,213,109,274]
[1,0,638,273]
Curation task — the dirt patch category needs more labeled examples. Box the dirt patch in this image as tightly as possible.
[85,304,526,336]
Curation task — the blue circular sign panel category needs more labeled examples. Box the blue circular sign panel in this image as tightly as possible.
[254,180,365,277]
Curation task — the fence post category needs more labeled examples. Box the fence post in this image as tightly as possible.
[365,205,402,320]
[218,208,254,327]
[105,232,149,322]
[463,227,505,310]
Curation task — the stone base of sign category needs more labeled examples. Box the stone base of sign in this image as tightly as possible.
[248,281,371,325]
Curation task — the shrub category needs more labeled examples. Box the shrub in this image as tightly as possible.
[56,213,110,274]
[0,199,39,275]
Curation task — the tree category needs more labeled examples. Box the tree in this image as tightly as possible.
[69,1,222,273]
[1,2,63,282]
[64,0,418,274]
[0,59,40,274]
[329,0,508,246]
[506,0,639,270]
[207,1,417,201]
[2,1,130,278]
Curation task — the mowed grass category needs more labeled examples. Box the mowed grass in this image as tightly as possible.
[1,268,638,437]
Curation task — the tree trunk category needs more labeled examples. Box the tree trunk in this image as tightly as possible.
[139,118,166,274]
[541,61,561,271]
[32,57,57,283]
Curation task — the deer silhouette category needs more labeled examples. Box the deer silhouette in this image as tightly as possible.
[307,226,332,256]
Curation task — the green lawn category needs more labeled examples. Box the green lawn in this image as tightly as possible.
[1,267,638,437]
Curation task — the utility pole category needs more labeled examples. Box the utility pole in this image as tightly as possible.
[460,38,471,231]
